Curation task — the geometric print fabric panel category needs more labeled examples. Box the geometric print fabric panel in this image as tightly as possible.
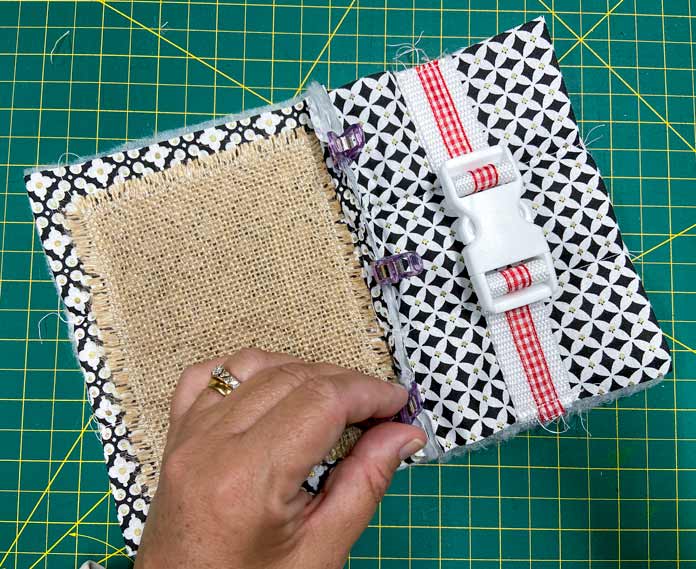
[326,18,671,453]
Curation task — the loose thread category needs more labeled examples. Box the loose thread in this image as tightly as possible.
[37,310,76,343]
[388,32,428,71]
[559,414,570,433]
[49,30,71,64]
[87,410,104,443]
[537,414,570,435]
[628,250,644,262]
[56,153,83,198]
[538,418,556,434]
[582,123,606,149]
[57,152,81,166]
[578,412,591,436]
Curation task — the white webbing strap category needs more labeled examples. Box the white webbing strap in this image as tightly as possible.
[395,55,572,424]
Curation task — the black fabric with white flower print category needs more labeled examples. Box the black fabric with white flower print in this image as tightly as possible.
[323,18,671,453]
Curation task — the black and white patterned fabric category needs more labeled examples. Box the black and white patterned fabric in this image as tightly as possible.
[24,17,670,553]
[322,18,671,452]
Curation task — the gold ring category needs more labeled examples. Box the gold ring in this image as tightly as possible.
[207,364,242,397]
[207,375,233,397]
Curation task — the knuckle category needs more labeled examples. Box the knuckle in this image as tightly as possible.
[171,360,213,416]
[302,376,339,407]
[160,447,191,484]
[274,363,313,387]
[211,477,238,506]
[232,347,265,368]
[262,496,292,528]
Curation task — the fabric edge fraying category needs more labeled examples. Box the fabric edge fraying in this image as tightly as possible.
[436,374,666,464]
[64,127,396,490]
[24,94,308,177]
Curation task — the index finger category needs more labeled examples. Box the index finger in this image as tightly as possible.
[245,371,409,491]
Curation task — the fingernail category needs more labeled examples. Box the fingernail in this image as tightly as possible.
[399,438,426,461]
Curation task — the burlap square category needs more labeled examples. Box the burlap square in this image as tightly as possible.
[66,128,394,496]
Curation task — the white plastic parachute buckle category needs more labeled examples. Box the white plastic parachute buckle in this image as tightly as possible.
[440,145,558,314]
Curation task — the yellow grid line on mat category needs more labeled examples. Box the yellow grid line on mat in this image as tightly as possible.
[294,0,356,95]
[28,492,112,569]
[662,3,681,564]
[556,0,624,63]
[579,10,595,567]
[0,420,92,566]
[0,3,21,302]
[539,0,696,154]
[545,5,692,569]
[96,0,273,104]
[12,1,46,567]
[608,7,622,562]
[633,5,651,566]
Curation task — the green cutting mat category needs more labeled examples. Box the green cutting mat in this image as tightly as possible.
[1,0,695,567]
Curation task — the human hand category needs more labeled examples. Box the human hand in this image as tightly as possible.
[134,349,427,569]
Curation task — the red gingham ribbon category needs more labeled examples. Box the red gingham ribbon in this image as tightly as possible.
[500,263,532,292]
[505,304,564,422]
[501,264,563,421]
[469,164,498,192]
[470,163,499,192]
[416,60,473,157]
[415,61,564,422]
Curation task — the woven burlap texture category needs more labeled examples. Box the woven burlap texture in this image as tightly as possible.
[66,127,394,497]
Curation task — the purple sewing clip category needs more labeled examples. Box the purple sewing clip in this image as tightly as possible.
[354,382,424,430]
[398,383,423,424]
[327,124,365,167]
[371,252,423,286]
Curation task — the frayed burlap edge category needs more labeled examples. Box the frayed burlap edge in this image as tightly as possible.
[65,128,394,496]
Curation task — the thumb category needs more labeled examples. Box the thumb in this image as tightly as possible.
[307,422,427,550]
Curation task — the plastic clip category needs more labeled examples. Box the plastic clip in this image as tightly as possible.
[354,382,424,430]
[327,124,365,167]
[371,252,423,286]
[398,383,424,425]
